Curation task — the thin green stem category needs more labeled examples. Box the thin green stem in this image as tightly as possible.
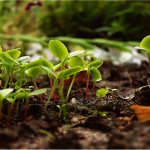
[66,74,77,103]
[10,69,14,88]
[4,74,9,89]
[16,101,19,117]
[44,80,58,111]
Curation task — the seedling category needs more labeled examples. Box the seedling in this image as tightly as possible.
[49,40,84,102]
[43,66,82,111]
[25,66,44,103]
[90,67,102,98]
[20,88,47,121]
[0,49,21,88]
[86,60,103,98]
[89,110,108,116]
[0,88,13,121]
[96,88,109,98]
[135,35,150,68]
[57,104,66,118]
[106,87,119,98]
[66,56,86,103]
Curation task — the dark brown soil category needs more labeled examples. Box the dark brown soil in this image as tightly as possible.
[1,61,150,149]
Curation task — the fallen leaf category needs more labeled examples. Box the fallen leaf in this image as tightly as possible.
[131,104,150,123]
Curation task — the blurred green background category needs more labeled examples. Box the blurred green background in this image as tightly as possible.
[0,1,150,55]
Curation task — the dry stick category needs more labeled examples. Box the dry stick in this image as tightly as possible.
[24,101,28,121]
[33,81,43,104]
[85,74,90,98]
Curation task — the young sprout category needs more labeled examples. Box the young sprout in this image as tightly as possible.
[96,88,109,98]
[135,35,150,68]
[57,104,66,118]
[0,88,13,121]
[43,66,82,111]
[86,60,103,98]
[0,49,21,88]
[90,67,102,98]
[49,40,84,101]
[25,66,44,103]
[106,87,119,98]
[89,110,108,116]
[66,56,86,103]
[22,88,47,121]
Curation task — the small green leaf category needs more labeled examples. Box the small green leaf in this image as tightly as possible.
[16,56,30,64]
[87,60,103,71]
[68,50,84,58]
[57,105,61,109]
[100,111,108,115]
[39,129,54,138]
[57,66,82,79]
[68,56,86,70]
[96,88,108,98]
[40,65,56,78]
[140,35,150,51]
[14,92,25,100]
[25,66,41,79]
[15,79,27,87]
[29,88,47,97]
[39,57,53,69]
[6,97,15,104]
[6,49,21,60]
[90,67,102,82]
[49,40,69,62]
[0,88,13,99]
[0,77,5,81]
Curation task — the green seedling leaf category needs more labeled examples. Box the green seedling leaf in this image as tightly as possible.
[16,56,30,64]
[25,66,41,80]
[96,88,109,98]
[6,97,15,104]
[39,57,53,69]
[14,92,25,100]
[100,111,108,115]
[6,49,21,60]
[49,40,69,62]
[63,75,70,80]
[57,105,61,109]
[140,35,150,51]
[87,60,103,71]
[29,88,47,96]
[68,50,84,58]
[39,129,54,138]
[0,88,13,99]
[57,66,82,79]
[40,65,56,78]
[90,67,102,82]
[68,56,86,70]
[53,63,62,72]
[15,79,27,87]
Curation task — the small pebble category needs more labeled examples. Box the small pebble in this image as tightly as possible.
[119,126,125,130]
[71,117,78,123]
[70,98,77,105]
[117,117,123,121]
[102,114,107,118]
[123,116,130,123]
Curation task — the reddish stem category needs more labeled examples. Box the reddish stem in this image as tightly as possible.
[5,109,12,127]
[91,82,95,98]
[24,102,28,121]
[12,102,17,115]
[33,81,43,104]
[85,74,90,98]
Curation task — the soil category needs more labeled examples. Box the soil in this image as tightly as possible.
[1,60,150,149]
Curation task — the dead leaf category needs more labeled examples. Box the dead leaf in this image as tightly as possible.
[131,105,150,123]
